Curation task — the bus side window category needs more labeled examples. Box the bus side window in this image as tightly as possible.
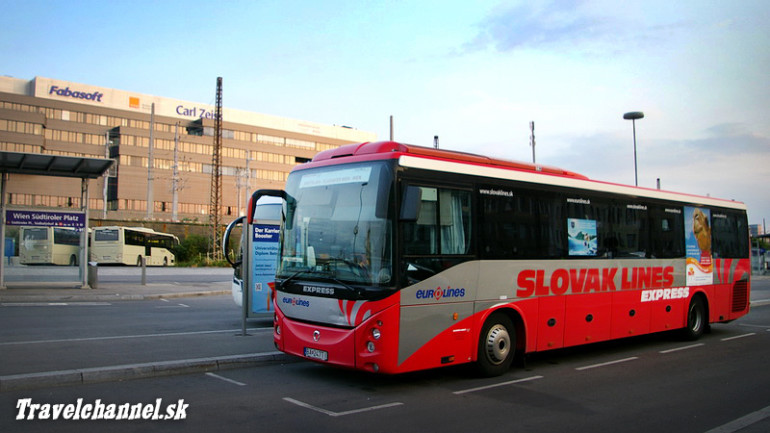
[402,186,472,283]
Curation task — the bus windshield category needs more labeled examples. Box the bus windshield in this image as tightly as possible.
[277,161,394,290]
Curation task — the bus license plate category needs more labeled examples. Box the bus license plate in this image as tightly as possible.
[304,347,328,361]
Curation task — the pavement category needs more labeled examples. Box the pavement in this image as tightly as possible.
[0,274,294,392]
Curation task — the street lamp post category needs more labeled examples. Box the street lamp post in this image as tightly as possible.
[623,111,644,186]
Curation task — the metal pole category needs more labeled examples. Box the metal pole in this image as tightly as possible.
[389,115,394,141]
[632,119,638,187]
[80,178,89,288]
[103,132,109,219]
[0,173,7,289]
[146,102,155,219]
[172,122,179,222]
[530,121,536,164]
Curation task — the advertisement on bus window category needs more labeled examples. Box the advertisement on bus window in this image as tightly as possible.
[685,206,713,286]
[568,218,597,256]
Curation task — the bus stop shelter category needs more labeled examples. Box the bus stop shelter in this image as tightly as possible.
[0,151,113,289]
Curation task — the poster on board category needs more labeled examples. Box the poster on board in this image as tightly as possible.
[251,224,280,314]
[568,218,597,256]
[684,206,713,286]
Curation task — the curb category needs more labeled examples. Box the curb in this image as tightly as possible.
[0,352,295,392]
[0,290,230,303]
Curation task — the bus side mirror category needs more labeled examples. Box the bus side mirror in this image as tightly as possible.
[248,189,295,230]
[400,186,422,222]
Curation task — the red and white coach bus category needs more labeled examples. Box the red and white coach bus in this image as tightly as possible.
[253,141,749,376]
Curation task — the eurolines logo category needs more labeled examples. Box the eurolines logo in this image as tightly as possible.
[416,286,466,301]
[48,86,104,102]
[282,297,310,307]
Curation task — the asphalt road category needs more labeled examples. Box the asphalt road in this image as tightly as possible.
[1,275,769,433]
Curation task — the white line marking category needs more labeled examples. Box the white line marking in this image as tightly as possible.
[738,323,770,329]
[452,376,543,395]
[0,327,272,346]
[283,397,403,417]
[206,372,247,386]
[704,405,770,433]
[659,343,705,354]
[721,333,756,342]
[453,375,544,395]
[576,357,638,371]
[1,302,112,307]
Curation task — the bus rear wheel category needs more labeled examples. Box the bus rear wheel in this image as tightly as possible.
[477,312,515,377]
[682,296,707,341]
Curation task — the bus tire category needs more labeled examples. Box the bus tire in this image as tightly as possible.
[163,257,168,267]
[682,296,707,341]
[476,312,515,377]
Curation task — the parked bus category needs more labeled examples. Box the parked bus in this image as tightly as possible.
[19,226,84,266]
[91,226,178,266]
[253,141,749,376]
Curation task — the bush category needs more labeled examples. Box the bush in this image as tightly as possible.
[173,234,210,263]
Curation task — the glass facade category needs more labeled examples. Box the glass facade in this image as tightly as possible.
[0,78,373,222]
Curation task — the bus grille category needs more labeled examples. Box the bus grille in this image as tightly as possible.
[732,280,748,312]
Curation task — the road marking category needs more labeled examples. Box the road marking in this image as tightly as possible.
[0,327,272,346]
[704,405,770,433]
[283,397,403,417]
[1,302,112,307]
[750,299,770,307]
[659,343,704,354]
[155,299,190,308]
[206,372,246,386]
[575,357,638,371]
[721,333,756,342]
[738,323,770,329]
[453,375,543,395]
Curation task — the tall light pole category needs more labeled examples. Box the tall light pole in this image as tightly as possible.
[623,111,644,186]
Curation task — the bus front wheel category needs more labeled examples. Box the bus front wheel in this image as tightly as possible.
[477,312,515,377]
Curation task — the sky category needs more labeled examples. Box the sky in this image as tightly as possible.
[2,0,769,228]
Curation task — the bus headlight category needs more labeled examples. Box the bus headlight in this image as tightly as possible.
[371,328,381,340]
[367,341,376,353]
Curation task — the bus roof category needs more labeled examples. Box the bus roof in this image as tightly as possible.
[306,141,746,211]
[311,141,588,180]
[93,226,178,238]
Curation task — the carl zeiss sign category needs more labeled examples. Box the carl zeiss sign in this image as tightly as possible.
[5,210,85,228]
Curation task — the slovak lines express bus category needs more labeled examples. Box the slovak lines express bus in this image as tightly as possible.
[259,141,749,376]
[91,226,178,266]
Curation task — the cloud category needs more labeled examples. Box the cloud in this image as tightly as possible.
[542,125,770,222]
[464,1,688,56]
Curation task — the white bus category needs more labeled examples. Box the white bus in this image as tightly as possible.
[91,226,178,266]
[19,226,84,266]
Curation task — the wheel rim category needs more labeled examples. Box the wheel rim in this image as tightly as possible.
[689,303,702,333]
[485,324,510,365]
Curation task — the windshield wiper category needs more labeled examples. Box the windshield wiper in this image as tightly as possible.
[278,266,365,299]
[278,267,314,290]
